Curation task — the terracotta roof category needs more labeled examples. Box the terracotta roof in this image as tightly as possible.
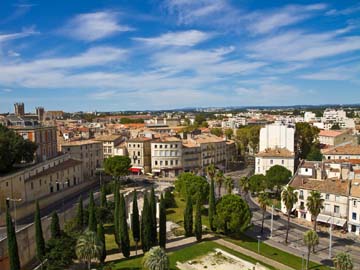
[94,135,122,141]
[152,136,181,143]
[128,137,152,142]
[319,130,346,137]
[324,159,360,165]
[256,148,294,158]
[350,182,360,197]
[26,159,82,182]
[61,140,100,146]
[290,176,349,196]
[323,145,360,155]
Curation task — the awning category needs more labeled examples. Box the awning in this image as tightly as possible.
[129,168,141,173]
[317,214,347,227]
[152,169,161,173]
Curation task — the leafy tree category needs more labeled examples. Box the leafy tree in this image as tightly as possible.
[282,186,298,243]
[34,201,45,261]
[209,177,216,231]
[306,144,323,161]
[0,125,37,173]
[159,194,167,248]
[100,185,107,208]
[104,156,131,181]
[97,223,106,264]
[303,230,319,270]
[142,247,169,270]
[215,170,224,197]
[306,191,324,231]
[6,205,20,270]
[113,183,120,247]
[235,126,261,155]
[195,114,207,126]
[141,195,152,252]
[248,174,267,194]
[206,164,216,182]
[194,196,202,242]
[215,194,252,235]
[119,194,130,258]
[266,165,292,192]
[331,123,341,130]
[224,176,234,194]
[45,233,76,270]
[76,196,84,231]
[258,192,270,234]
[132,190,140,254]
[51,212,61,239]
[76,230,103,270]
[175,172,209,203]
[210,128,223,137]
[163,190,176,208]
[333,252,353,270]
[184,195,193,237]
[149,187,157,246]
[225,128,234,139]
[88,191,97,232]
[238,176,250,195]
[295,122,320,159]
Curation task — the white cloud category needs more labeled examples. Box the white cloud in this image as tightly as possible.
[133,30,211,46]
[60,11,133,41]
[247,27,360,62]
[2,88,12,92]
[299,65,360,81]
[0,27,38,43]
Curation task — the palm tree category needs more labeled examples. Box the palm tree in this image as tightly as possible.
[215,170,224,197]
[224,176,234,194]
[239,176,250,195]
[333,252,353,270]
[258,192,270,234]
[303,230,319,270]
[206,164,216,182]
[142,246,170,270]
[306,191,324,231]
[281,186,298,244]
[76,230,103,270]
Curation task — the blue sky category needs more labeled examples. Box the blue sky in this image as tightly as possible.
[0,0,360,112]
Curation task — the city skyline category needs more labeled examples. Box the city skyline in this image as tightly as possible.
[0,0,360,112]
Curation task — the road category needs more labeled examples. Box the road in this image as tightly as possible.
[244,192,360,268]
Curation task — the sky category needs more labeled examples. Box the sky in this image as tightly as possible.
[0,0,360,112]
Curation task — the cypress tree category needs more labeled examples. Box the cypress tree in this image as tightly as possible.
[195,196,202,242]
[100,184,107,208]
[119,193,130,258]
[88,191,97,232]
[131,190,140,255]
[76,195,84,231]
[50,212,61,239]
[114,184,120,248]
[97,223,106,264]
[149,186,157,246]
[6,205,20,270]
[34,201,45,261]
[159,194,167,249]
[184,195,193,237]
[141,195,151,252]
[209,177,216,231]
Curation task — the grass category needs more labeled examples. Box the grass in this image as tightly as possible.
[104,224,137,254]
[107,240,277,270]
[225,234,331,270]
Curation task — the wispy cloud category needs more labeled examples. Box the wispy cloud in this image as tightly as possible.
[133,30,211,47]
[0,27,38,43]
[326,4,360,16]
[59,11,134,41]
[299,65,360,81]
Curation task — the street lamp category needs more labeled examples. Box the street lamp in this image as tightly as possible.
[6,197,22,231]
[270,204,274,238]
[257,235,261,254]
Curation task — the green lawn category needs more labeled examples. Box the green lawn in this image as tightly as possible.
[104,224,137,254]
[107,240,277,270]
[225,234,331,270]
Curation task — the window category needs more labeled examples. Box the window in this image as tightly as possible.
[155,145,157,148]
[354,200,357,208]
[170,160,173,165]
[335,195,339,202]
[165,161,168,166]
[270,160,273,165]
[138,151,140,156]
[160,145,163,149]
[175,160,179,165]
[282,160,284,165]
[160,161,163,166]
[352,212,357,220]
[325,194,330,200]
[155,161,158,165]
[165,145,168,148]
[31,182,34,190]
[334,205,340,214]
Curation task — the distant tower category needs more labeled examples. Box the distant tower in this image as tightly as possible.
[36,107,45,121]
[14,102,25,116]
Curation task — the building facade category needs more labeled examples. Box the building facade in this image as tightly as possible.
[127,137,152,174]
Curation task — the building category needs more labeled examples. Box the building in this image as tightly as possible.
[127,137,152,174]
[304,111,317,122]
[182,142,201,174]
[95,134,123,159]
[318,129,356,147]
[14,102,25,116]
[36,107,45,122]
[323,145,360,160]
[151,137,183,177]
[60,140,103,179]
[321,109,355,130]
[255,124,295,175]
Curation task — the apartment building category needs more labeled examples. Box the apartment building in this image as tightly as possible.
[60,140,103,179]
[323,145,360,160]
[318,129,356,147]
[182,142,201,174]
[95,134,123,159]
[127,137,152,174]
[256,124,295,175]
[151,137,183,177]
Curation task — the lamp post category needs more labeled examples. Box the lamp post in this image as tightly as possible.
[270,205,274,238]
[6,197,22,231]
[257,235,261,254]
